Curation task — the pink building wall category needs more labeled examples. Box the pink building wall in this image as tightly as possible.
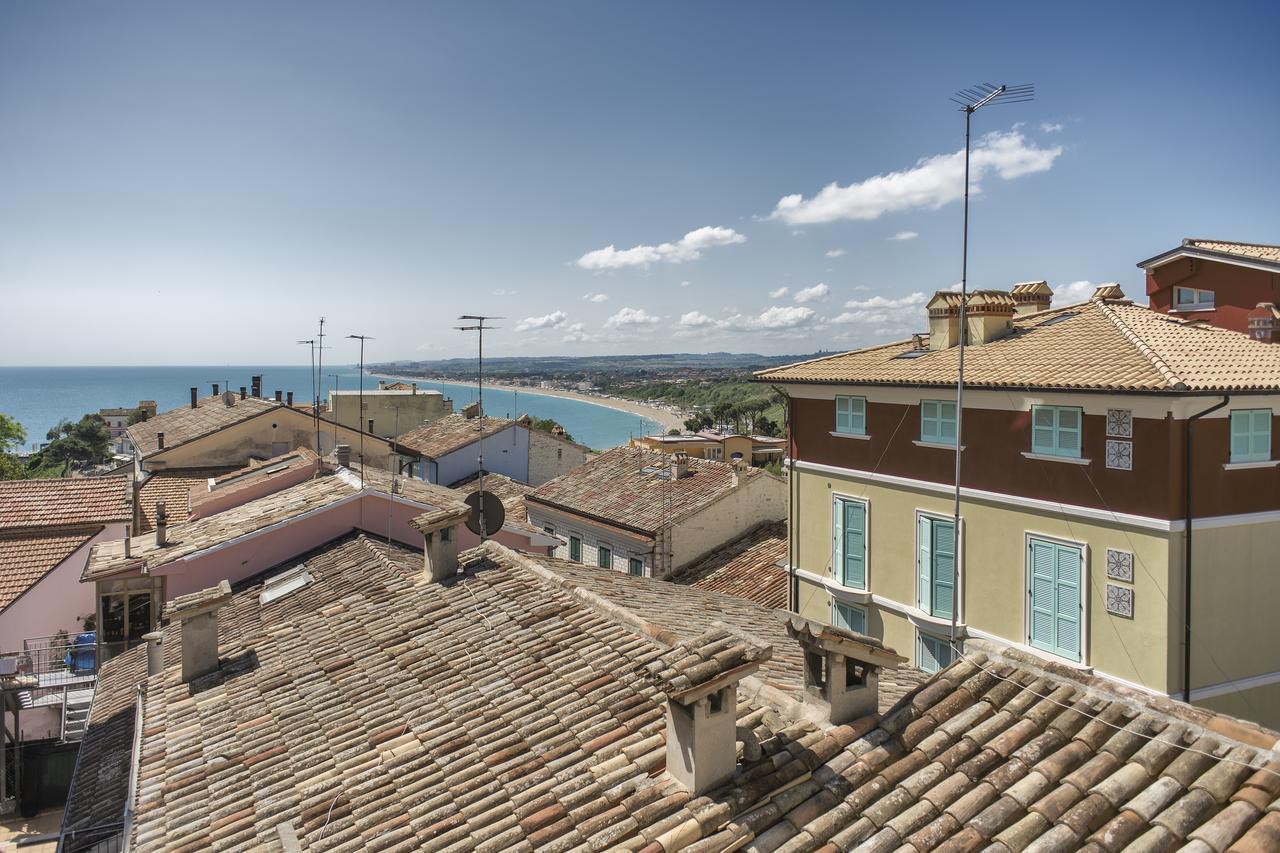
[187,458,320,520]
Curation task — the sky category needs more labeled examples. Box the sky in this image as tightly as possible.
[1,1,1278,366]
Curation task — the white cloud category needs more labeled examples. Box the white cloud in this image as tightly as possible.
[831,293,929,339]
[581,292,609,303]
[561,322,595,343]
[794,282,830,303]
[731,305,816,331]
[771,129,1062,225]
[1052,280,1095,306]
[888,231,919,242]
[604,306,662,328]
[768,286,790,299]
[576,226,746,270]
[1041,122,1064,133]
[679,280,692,288]
[515,310,568,332]
[493,288,518,296]
[678,311,718,329]
[825,248,846,258]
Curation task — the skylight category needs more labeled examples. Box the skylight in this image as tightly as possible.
[259,564,312,605]
[1037,311,1078,328]
[893,350,931,360]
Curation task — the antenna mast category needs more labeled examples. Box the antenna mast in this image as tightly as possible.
[347,334,374,487]
[297,339,316,451]
[947,82,1034,654]
[456,315,502,540]
[316,317,326,455]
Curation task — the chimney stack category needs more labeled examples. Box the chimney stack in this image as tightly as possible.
[143,631,164,677]
[412,510,467,582]
[335,444,351,468]
[274,390,282,402]
[786,616,906,725]
[368,418,375,434]
[287,391,294,406]
[164,580,233,683]
[212,383,220,397]
[730,457,747,487]
[671,450,690,480]
[1249,303,1280,343]
[251,375,262,398]
[155,500,168,546]
[964,291,1016,345]
[156,431,165,451]
[1010,280,1053,316]
[239,386,247,401]
[926,292,964,351]
[1092,283,1125,301]
[190,387,198,409]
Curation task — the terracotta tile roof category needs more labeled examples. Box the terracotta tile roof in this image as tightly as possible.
[0,529,99,614]
[1184,238,1280,264]
[672,520,788,609]
[0,477,131,533]
[449,472,532,525]
[135,472,207,533]
[527,446,772,535]
[757,296,1280,392]
[84,468,467,582]
[65,537,1280,852]
[393,413,513,458]
[126,395,280,459]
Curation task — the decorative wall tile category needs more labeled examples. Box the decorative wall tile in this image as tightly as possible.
[1106,408,1133,438]
[1105,439,1132,470]
[1106,583,1134,618]
[1106,548,1134,582]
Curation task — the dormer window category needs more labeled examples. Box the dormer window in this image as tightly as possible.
[1174,286,1214,311]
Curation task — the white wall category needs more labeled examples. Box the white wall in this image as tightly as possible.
[527,430,591,486]
[525,504,655,576]
[434,425,529,486]
[670,474,786,571]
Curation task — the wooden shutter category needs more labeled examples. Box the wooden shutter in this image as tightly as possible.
[1029,538,1081,661]
[1054,544,1082,660]
[836,396,852,433]
[931,518,955,619]
[1029,539,1056,651]
[917,515,932,613]
[842,500,865,589]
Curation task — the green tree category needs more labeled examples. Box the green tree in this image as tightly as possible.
[0,414,27,480]
[527,417,575,444]
[30,413,112,475]
[127,407,150,425]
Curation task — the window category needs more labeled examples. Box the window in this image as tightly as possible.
[543,525,554,535]
[834,601,866,635]
[1230,409,1272,463]
[1028,538,1082,662]
[569,535,582,562]
[440,526,451,543]
[920,400,957,445]
[1031,405,1082,458]
[832,497,867,589]
[835,395,866,436]
[917,633,953,674]
[597,545,612,569]
[628,558,644,577]
[1174,286,1214,311]
[917,515,955,619]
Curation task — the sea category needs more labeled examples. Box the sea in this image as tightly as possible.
[0,366,661,452]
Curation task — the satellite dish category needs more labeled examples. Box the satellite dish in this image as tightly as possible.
[464,490,506,537]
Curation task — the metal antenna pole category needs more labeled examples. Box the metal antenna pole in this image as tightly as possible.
[456,315,502,541]
[297,339,316,451]
[328,373,341,449]
[347,334,374,487]
[316,317,326,456]
[947,83,1034,655]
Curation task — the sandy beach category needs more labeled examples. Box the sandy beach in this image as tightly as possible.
[372,373,686,432]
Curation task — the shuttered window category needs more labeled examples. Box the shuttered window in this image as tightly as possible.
[917,633,953,674]
[917,515,955,619]
[1031,405,1083,458]
[1028,538,1082,662]
[569,536,582,562]
[833,498,867,590]
[834,602,866,635]
[835,396,866,436]
[920,400,957,445]
[628,558,644,576]
[597,546,612,569]
[1230,409,1271,463]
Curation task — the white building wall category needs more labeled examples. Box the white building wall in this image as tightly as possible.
[669,474,786,571]
[525,505,655,576]
[526,430,592,486]
[432,426,529,486]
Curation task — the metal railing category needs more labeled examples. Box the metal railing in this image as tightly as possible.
[4,633,99,689]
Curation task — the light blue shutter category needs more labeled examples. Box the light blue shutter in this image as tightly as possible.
[931,519,955,619]
[1057,408,1081,457]
[918,634,940,673]
[842,501,865,588]
[1254,410,1272,460]
[1028,540,1056,651]
[921,401,938,443]
[939,402,957,444]
[1054,545,1081,660]
[1032,406,1055,454]
[836,396,852,433]
[917,515,932,613]
[850,397,866,435]
[832,499,843,580]
[835,602,866,634]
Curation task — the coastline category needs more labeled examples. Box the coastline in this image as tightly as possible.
[371,373,686,432]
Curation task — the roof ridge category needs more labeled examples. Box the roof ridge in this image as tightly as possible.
[1094,299,1187,390]
[755,338,921,378]
[1186,237,1280,250]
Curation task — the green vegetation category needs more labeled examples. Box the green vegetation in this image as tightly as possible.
[526,416,575,444]
[601,378,786,437]
[26,413,113,478]
[127,407,151,425]
[0,414,26,480]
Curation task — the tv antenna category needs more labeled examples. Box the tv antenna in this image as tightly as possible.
[297,339,317,452]
[316,317,328,456]
[947,82,1034,653]
[455,315,503,540]
[346,334,374,487]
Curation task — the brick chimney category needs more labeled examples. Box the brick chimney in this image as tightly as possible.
[164,580,233,683]
[1010,280,1053,315]
[190,387,198,409]
[964,290,1016,345]
[786,616,906,725]
[1249,304,1279,343]
[411,506,469,582]
[927,291,964,350]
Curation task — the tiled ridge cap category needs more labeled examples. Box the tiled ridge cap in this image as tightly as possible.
[1095,298,1188,391]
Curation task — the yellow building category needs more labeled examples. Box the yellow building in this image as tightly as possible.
[759,283,1280,727]
[632,430,785,467]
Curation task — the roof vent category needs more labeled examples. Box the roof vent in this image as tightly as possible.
[1010,280,1053,315]
[787,616,906,725]
[260,563,313,605]
[1092,283,1125,301]
[671,451,690,480]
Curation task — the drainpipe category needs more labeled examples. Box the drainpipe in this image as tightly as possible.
[1184,394,1229,703]
[771,385,797,613]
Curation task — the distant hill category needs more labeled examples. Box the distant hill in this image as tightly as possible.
[373,351,826,380]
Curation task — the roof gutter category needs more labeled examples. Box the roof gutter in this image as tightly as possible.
[1183,394,1230,703]
[750,377,1280,397]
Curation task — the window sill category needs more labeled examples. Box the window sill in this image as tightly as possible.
[1170,306,1215,314]
[1223,459,1280,471]
[830,431,871,441]
[1021,451,1091,466]
[913,440,963,450]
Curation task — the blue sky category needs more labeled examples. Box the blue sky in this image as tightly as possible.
[1,1,1277,365]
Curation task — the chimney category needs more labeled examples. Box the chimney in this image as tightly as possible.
[190,387,198,409]
[274,390,282,402]
[412,383,418,394]
[156,431,165,450]
[1092,283,1125,301]
[786,616,906,725]
[412,510,467,582]
[287,391,294,406]
[251,375,262,398]
[212,383,220,397]
[378,380,387,390]
[1010,280,1053,315]
[671,450,690,480]
[239,386,247,400]
[652,626,770,795]
[335,444,351,468]
[1249,303,1280,343]
[143,631,164,677]
[155,500,168,546]
[164,580,233,683]
[368,418,375,434]
[926,291,964,350]
[461,401,481,420]
[730,457,747,487]
[964,290,1016,345]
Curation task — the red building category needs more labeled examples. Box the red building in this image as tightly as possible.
[1138,238,1280,334]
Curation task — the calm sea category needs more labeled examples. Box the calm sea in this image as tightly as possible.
[0,366,659,451]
